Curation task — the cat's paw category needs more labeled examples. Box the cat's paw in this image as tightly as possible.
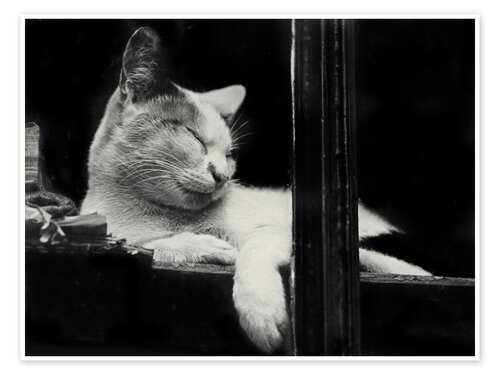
[233,267,288,353]
[145,232,237,266]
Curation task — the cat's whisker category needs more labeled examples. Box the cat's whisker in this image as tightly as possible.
[119,164,183,183]
[119,158,199,186]
[123,168,169,179]
[231,120,250,139]
[232,125,250,138]
[231,132,250,145]
[118,159,166,171]
[131,159,187,174]
[228,178,241,186]
[229,113,243,133]
[154,149,189,166]
[230,142,244,150]
[150,160,186,173]
[149,155,193,172]
[137,174,173,185]
[233,129,250,139]
[132,175,179,192]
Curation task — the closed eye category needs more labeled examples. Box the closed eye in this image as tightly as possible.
[185,127,207,152]
[161,118,181,126]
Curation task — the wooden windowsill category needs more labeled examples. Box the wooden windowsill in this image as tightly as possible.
[25,238,475,356]
[26,237,475,284]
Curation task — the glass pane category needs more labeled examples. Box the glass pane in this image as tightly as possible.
[25,18,293,356]
[354,19,475,356]
[355,20,475,278]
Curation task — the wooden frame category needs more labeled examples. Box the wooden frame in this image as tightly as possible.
[291,19,360,355]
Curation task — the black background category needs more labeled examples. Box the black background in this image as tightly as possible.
[356,20,475,277]
[25,19,475,277]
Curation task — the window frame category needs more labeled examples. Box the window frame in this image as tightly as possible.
[291,19,361,356]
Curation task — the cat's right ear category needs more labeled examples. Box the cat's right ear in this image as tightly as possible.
[119,27,173,103]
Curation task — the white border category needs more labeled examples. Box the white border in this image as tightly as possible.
[20,14,480,362]
[475,14,481,363]
[20,11,27,364]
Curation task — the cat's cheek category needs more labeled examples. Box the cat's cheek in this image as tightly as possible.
[227,159,236,176]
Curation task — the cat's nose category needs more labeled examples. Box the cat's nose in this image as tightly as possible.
[208,163,229,186]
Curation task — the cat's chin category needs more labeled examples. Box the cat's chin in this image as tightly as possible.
[180,184,217,196]
[177,184,228,211]
[145,182,229,211]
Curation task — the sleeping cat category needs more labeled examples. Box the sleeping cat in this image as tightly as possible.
[81,27,430,353]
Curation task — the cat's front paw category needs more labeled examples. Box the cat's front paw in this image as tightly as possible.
[145,232,237,266]
[233,267,288,353]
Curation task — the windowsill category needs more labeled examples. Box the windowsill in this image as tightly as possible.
[25,237,474,356]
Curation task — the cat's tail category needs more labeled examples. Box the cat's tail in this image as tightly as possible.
[357,203,432,276]
[359,248,431,276]
[358,203,400,240]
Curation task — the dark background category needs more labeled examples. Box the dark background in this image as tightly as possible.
[25,19,475,277]
[356,20,475,277]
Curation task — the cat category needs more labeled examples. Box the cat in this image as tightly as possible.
[81,27,430,353]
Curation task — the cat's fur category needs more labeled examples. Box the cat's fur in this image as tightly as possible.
[82,27,430,353]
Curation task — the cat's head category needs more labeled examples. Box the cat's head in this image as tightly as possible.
[112,27,246,210]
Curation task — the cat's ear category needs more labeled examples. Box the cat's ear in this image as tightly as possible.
[120,27,173,103]
[200,85,246,118]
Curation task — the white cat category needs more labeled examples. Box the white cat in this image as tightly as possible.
[81,27,430,353]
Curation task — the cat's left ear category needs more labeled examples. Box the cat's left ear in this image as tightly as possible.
[200,85,246,119]
[120,27,174,103]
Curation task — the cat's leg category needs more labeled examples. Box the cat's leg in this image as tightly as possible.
[359,248,431,275]
[143,232,237,266]
[232,228,291,353]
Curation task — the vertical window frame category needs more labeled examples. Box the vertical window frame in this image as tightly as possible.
[291,18,361,356]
